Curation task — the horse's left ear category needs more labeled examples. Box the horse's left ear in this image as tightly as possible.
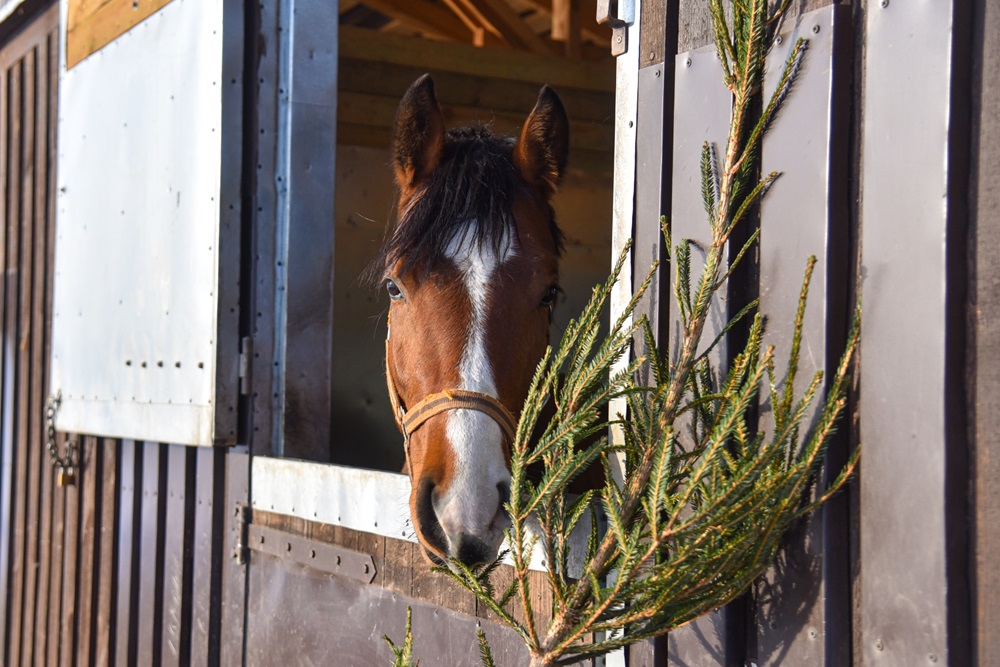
[513,85,569,194]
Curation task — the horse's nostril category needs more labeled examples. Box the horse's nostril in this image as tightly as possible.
[456,534,493,566]
[497,481,511,507]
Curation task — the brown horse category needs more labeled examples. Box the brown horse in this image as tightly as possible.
[370,75,569,567]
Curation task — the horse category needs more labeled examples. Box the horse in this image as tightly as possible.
[369,74,569,567]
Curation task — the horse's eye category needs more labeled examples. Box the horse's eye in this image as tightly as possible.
[385,279,404,301]
[540,285,560,308]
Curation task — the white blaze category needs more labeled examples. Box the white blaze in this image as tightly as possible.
[435,226,514,552]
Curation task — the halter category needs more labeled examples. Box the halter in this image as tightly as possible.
[385,329,518,457]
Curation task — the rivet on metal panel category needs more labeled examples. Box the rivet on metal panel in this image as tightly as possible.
[880,0,889,6]
[928,655,938,663]
[811,24,821,34]
[775,35,783,45]
[685,57,692,67]
[875,639,885,652]
[655,69,661,77]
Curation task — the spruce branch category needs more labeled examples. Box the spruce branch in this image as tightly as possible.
[387,2,861,665]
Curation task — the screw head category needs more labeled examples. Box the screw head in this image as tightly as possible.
[775,35,783,45]
[685,57,692,67]
[616,34,622,43]
[812,24,821,34]
[875,639,885,652]
[881,0,889,6]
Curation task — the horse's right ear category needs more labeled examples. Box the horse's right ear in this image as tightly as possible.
[393,74,446,191]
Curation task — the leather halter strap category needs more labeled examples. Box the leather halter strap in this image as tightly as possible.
[385,340,518,449]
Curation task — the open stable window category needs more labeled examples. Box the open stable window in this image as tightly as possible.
[50,0,242,445]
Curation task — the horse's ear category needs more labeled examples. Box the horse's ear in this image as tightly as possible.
[513,85,569,194]
[393,74,446,191]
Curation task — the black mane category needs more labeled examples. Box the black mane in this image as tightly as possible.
[368,125,564,283]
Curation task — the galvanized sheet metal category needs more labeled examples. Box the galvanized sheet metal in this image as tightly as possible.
[51,0,235,445]
[755,6,850,665]
[250,456,594,575]
[665,43,733,667]
[245,552,534,666]
[860,0,955,663]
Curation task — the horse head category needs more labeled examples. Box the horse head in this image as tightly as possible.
[372,74,568,567]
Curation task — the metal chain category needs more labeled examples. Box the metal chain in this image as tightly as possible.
[46,392,77,485]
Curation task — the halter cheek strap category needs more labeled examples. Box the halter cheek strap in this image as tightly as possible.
[385,321,518,454]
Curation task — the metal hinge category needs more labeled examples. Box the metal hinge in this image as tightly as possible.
[597,0,635,57]
[246,524,377,584]
[232,504,250,565]
[238,336,252,396]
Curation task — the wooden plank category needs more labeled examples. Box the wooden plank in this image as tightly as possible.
[44,434,66,667]
[382,536,414,596]
[339,25,615,93]
[337,58,615,122]
[0,54,9,667]
[59,442,82,667]
[65,0,173,69]
[114,441,142,666]
[94,439,120,666]
[136,442,167,665]
[32,22,56,667]
[76,437,101,667]
[337,89,613,153]
[5,55,26,667]
[160,445,195,666]
[189,447,222,667]
[973,0,1000,662]
[19,42,43,667]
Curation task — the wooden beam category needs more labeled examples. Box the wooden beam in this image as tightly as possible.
[66,0,174,69]
[551,0,581,57]
[456,0,555,55]
[521,0,611,46]
[358,0,474,42]
[339,26,615,92]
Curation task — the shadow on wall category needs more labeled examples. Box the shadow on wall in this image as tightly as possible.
[330,144,612,472]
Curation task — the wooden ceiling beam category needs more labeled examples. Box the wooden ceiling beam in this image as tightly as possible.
[520,0,611,46]
[357,0,474,42]
[551,0,581,57]
[456,0,555,55]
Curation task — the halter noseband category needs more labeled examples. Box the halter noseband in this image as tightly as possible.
[384,339,518,454]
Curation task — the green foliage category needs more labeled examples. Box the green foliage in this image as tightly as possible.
[387,2,860,666]
[383,607,418,667]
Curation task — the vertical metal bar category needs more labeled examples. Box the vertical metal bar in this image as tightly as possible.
[189,447,223,667]
[629,0,676,660]
[754,6,851,665]
[160,445,195,666]
[603,3,641,665]
[135,442,167,665]
[665,43,732,667]
[114,440,141,666]
[219,450,249,667]
[859,1,965,664]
